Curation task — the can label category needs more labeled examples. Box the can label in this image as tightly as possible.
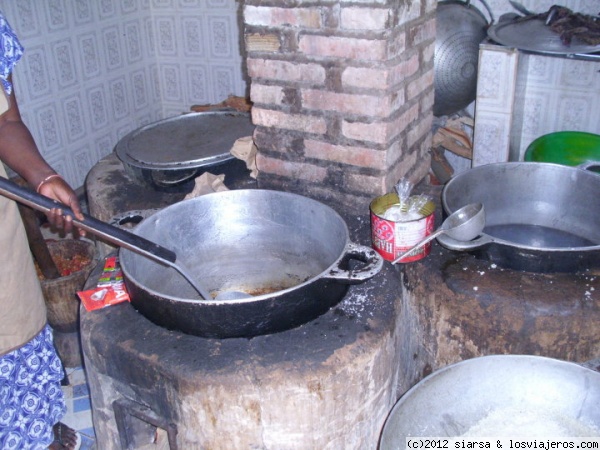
[370,193,435,263]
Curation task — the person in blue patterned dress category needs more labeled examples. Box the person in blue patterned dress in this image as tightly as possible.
[0,12,82,450]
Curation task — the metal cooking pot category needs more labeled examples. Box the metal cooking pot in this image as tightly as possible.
[380,355,600,447]
[115,111,255,192]
[438,162,600,273]
[434,0,493,116]
[119,190,383,338]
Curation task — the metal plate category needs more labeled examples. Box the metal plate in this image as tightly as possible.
[488,18,600,56]
[115,111,255,171]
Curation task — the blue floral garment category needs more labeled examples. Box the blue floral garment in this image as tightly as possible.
[0,11,67,450]
[0,11,23,95]
[0,326,67,449]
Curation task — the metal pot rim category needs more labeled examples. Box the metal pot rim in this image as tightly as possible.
[120,189,382,304]
[441,162,600,252]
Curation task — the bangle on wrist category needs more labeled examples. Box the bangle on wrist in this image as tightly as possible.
[36,174,63,193]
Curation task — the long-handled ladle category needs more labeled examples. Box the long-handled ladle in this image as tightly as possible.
[392,203,485,264]
[0,176,251,300]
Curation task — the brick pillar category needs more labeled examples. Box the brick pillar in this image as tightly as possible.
[243,1,435,212]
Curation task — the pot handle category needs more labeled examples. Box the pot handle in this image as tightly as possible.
[437,232,493,250]
[325,242,384,284]
[148,168,198,188]
[578,161,600,172]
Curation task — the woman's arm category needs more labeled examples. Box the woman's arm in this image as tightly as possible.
[0,79,84,233]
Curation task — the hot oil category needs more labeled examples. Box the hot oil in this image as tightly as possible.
[485,224,596,248]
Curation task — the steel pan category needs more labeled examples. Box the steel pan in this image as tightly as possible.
[380,355,600,448]
[438,162,600,272]
[119,189,383,338]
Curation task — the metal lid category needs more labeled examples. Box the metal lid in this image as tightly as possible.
[115,110,255,171]
[488,18,600,56]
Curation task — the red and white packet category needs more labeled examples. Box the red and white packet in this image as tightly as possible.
[77,256,130,311]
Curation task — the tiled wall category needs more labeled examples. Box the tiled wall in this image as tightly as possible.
[472,0,600,165]
[0,0,246,189]
[0,0,597,188]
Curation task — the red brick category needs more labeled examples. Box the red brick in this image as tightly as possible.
[341,99,415,145]
[408,113,432,149]
[302,89,402,118]
[299,35,388,61]
[256,154,328,183]
[345,172,388,196]
[245,33,281,52]
[409,17,436,47]
[385,149,418,188]
[423,41,435,66]
[244,5,322,28]
[252,108,327,135]
[340,7,390,31]
[341,54,419,90]
[407,69,434,101]
[247,58,326,84]
[250,84,284,106]
[341,120,390,145]
[304,139,387,170]
[396,1,422,25]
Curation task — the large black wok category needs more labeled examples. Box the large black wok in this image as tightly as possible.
[438,162,600,272]
[119,190,383,338]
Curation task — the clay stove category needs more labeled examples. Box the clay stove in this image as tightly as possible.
[79,1,600,449]
[82,156,600,449]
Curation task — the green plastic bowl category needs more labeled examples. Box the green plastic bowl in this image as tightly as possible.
[524,131,600,167]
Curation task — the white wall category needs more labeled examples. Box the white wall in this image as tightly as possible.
[0,0,246,189]
[0,0,596,188]
[472,0,600,165]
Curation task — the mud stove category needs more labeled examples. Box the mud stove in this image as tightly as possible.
[81,155,600,449]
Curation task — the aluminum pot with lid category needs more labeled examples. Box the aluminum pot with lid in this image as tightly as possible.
[438,162,600,272]
[119,189,384,338]
[115,110,255,191]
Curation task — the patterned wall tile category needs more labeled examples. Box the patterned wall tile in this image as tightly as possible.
[124,21,143,63]
[45,0,69,32]
[187,65,208,103]
[102,26,123,70]
[474,1,600,164]
[161,64,182,101]
[63,95,87,141]
[21,46,52,100]
[35,103,63,151]
[208,15,234,59]
[11,1,40,39]
[73,145,95,187]
[94,134,115,162]
[472,114,512,166]
[155,16,178,56]
[77,33,102,79]
[97,0,117,20]
[73,0,94,25]
[53,38,79,88]
[181,17,205,57]
[131,69,150,110]
[87,86,109,130]
[475,45,519,114]
[555,94,594,131]
[109,77,130,120]
[121,0,139,15]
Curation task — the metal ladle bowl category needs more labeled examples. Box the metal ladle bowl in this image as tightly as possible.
[392,203,485,264]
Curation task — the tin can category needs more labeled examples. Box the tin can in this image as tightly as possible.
[370,193,436,263]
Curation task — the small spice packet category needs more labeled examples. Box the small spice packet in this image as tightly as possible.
[77,256,130,311]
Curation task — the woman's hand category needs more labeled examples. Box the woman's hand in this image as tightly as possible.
[37,174,86,237]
